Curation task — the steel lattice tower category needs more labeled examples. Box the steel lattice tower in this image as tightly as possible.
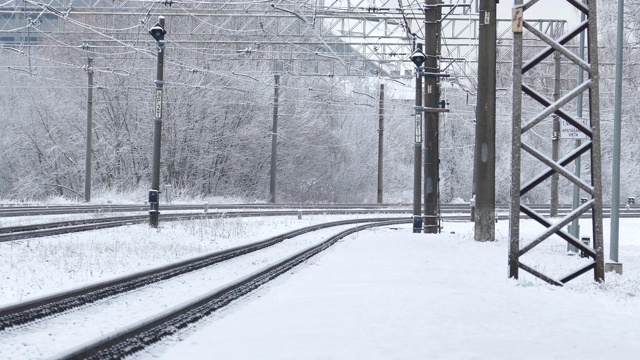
[509,0,604,285]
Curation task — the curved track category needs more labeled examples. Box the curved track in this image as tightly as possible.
[0,218,408,359]
[1,203,638,359]
[54,219,408,359]
[1,203,638,243]
[0,218,405,331]
[0,209,411,242]
[0,203,408,217]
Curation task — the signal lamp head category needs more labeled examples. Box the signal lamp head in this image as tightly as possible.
[148,23,166,42]
[410,49,426,68]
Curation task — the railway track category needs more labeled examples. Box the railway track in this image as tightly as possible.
[1,204,637,358]
[0,218,408,359]
[0,203,410,217]
[1,203,638,243]
[0,202,636,218]
[0,209,412,242]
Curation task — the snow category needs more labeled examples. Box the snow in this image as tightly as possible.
[0,215,390,305]
[140,219,640,359]
[1,215,640,359]
[142,230,636,359]
[0,224,367,359]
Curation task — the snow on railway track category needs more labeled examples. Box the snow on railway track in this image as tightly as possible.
[0,218,407,359]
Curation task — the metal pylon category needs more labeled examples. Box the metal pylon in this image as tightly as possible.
[509,0,604,285]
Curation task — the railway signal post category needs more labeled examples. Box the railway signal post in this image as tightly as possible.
[149,16,166,228]
[410,43,425,233]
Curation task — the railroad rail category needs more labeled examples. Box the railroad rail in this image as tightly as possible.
[1,202,636,217]
[0,202,636,217]
[1,205,638,358]
[0,209,412,242]
[0,218,405,331]
[0,204,638,243]
[0,203,409,217]
[0,218,409,359]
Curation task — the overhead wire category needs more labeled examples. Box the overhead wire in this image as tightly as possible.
[438,0,478,93]
[3,0,422,106]
[0,0,453,153]
[6,1,404,83]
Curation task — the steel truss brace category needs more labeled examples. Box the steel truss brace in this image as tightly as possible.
[509,0,604,285]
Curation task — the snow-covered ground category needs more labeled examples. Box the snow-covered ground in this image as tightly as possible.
[0,214,393,305]
[142,220,640,360]
[1,214,639,359]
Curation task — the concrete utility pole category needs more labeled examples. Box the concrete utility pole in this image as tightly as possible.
[423,0,441,234]
[550,50,561,217]
[413,43,424,233]
[586,0,606,283]
[473,0,497,241]
[84,56,93,203]
[377,83,384,204]
[148,16,166,228]
[509,0,523,279]
[269,73,280,203]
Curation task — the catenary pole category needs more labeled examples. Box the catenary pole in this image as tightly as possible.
[84,56,93,203]
[423,0,440,234]
[149,16,166,228]
[269,73,280,203]
[569,2,586,252]
[610,0,624,263]
[509,0,523,279]
[474,0,497,241]
[377,83,384,204]
[587,0,606,282]
[413,43,423,233]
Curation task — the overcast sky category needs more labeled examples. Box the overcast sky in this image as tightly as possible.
[496,0,582,26]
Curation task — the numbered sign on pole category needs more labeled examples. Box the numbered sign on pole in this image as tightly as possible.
[155,89,163,119]
[415,113,423,143]
[512,8,523,33]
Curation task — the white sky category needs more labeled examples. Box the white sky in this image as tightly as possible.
[497,0,582,26]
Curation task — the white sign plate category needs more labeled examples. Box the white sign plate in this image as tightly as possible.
[155,89,163,119]
[415,113,422,143]
[560,118,589,140]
